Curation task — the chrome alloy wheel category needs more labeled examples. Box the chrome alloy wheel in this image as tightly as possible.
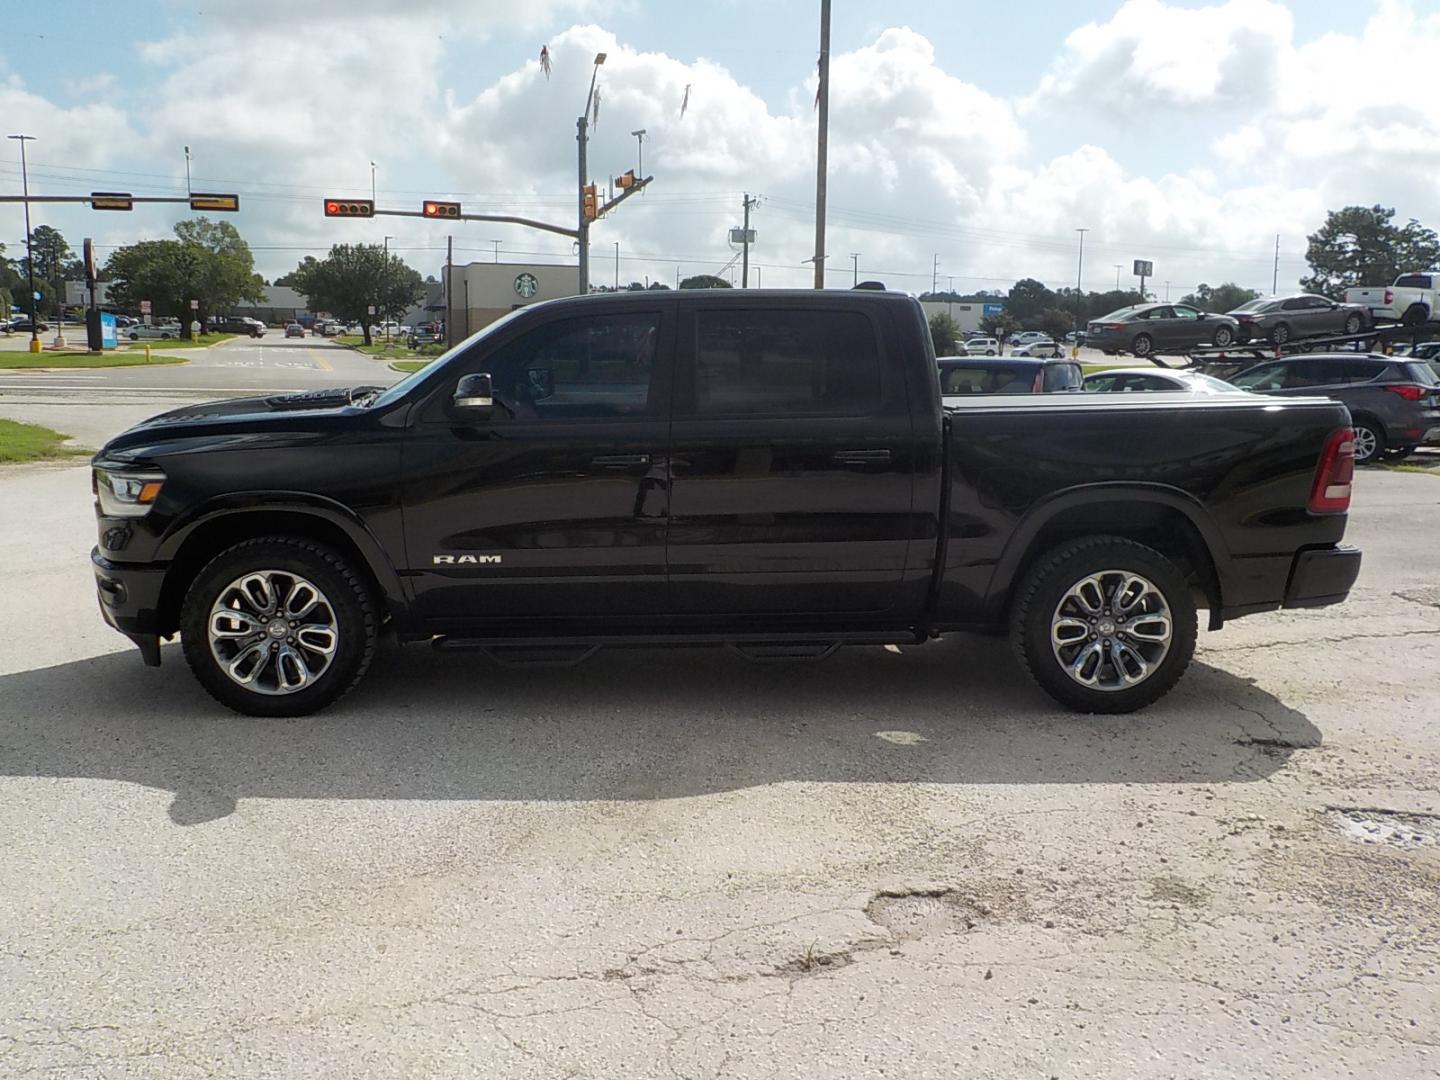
[207,570,338,695]
[1352,426,1378,463]
[1050,570,1173,692]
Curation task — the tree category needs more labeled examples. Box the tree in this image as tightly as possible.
[20,225,74,313]
[1301,205,1440,298]
[646,282,671,290]
[678,274,732,289]
[273,256,319,290]
[105,217,265,338]
[928,311,960,355]
[1035,306,1073,342]
[1005,278,1058,325]
[1180,282,1259,312]
[285,244,424,346]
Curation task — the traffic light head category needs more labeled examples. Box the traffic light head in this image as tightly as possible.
[582,183,598,222]
[615,170,637,190]
[324,198,375,218]
[423,200,461,219]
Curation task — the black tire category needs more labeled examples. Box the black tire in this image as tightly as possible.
[1270,323,1291,345]
[1401,305,1428,328]
[1343,312,1363,335]
[1213,326,1234,347]
[1010,536,1197,714]
[180,536,377,717]
[1351,419,1385,465]
[1132,333,1154,357]
[985,349,996,356]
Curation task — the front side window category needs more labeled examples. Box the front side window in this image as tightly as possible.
[1231,363,1287,391]
[689,309,881,416]
[465,311,661,420]
[1170,306,1201,321]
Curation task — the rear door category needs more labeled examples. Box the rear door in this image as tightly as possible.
[665,301,919,620]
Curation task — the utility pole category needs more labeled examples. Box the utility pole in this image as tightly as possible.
[370,161,377,203]
[851,252,860,286]
[812,0,830,289]
[7,134,39,353]
[741,192,758,287]
[382,235,393,344]
[577,52,607,296]
[1074,227,1087,336]
[932,253,939,295]
[1164,280,1171,301]
[445,235,454,348]
[184,145,192,195]
[614,241,620,289]
[1272,234,1280,295]
[490,239,501,263]
[1114,264,1122,291]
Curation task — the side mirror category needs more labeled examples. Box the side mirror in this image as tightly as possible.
[453,373,495,417]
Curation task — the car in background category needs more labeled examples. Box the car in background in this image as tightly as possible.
[938,355,1084,396]
[209,316,265,338]
[1344,272,1439,326]
[406,324,442,347]
[1228,293,1369,345]
[313,320,342,337]
[1009,337,1062,358]
[1086,303,1240,358]
[960,336,1000,356]
[285,323,305,338]
[112,315,137,329]
[1229,352,1440,463]
[125,323,181,340]
[1083,368,1240,395]
[4,316,49,333]
[1408,341,1440,376]
[1006,330,1048,347]
[1063,330,1085,346]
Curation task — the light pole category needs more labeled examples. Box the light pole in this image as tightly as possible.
[382,235,394,343]
[1073,227,1088,340]
[184,145,192,194]
[8,134,39,353]
[491,239,502,264]
[577,51,607,295]
[851,252,860,287]
[630,129,646,178]
[614,241,620,289]
[370,161,377,203]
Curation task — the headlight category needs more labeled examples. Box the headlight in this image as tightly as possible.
[95,468,166,517]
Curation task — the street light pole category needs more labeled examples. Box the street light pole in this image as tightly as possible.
[8,134,39,352]
[614,241,620,290]
[577,52,607,296]
[184,145,192,194]
[851,252,860,287]
[812,0,830,289]
[382,235,394,344]
[630,129,646,179]
[1074,227,1088,338]
[370,161,377,203]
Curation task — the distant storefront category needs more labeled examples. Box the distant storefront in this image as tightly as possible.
[444,261,580,343]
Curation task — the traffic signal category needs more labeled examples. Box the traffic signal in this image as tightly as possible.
[90,192,134,211]
[582,183,598,221]
[615,170,637,190]
[324,198,375,217]
[423,200,461,219]
[190,192,240,212]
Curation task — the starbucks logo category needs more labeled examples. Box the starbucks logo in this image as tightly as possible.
[514,273,539,299]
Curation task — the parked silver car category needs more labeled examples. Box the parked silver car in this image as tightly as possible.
[1227,293,1368,345]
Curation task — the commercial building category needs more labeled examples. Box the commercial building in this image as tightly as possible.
[443,261,579,343]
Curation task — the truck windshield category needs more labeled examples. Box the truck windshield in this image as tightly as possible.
[368,306,533,409]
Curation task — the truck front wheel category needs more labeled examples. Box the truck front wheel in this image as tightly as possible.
[180,536,378,717]
[1010,537,1197,714]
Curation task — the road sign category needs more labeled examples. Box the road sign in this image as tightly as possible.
[189,193,240,212]
[190,320,202,334]
[90,191,134,211]
[325,198,375,218]
[367,305,376,315]
[1133,259,1154,277]
[983,303,1004,317]
[140,300,152,314]
[423,200,461,218]
[729,227,756,244]
[189,299,199,310]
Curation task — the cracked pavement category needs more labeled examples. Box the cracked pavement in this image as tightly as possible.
[1,461,1437,1078]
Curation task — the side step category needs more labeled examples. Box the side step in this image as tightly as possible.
[432,639,600,668]
[430,630,920,667]
[727,640,841,663]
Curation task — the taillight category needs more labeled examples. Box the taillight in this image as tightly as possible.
[1384,289,1394,305]
[1101,322,1126,331]
[1033,370,1046,392]
[1309,427,1355,514]
[1384,384,1426,401]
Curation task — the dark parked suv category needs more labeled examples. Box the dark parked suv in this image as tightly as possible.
[937,355,1084,395]
[1230,353,1440,463]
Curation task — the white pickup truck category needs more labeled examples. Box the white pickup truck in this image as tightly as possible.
[1344,272,1440,325]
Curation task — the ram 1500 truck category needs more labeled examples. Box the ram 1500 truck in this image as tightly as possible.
[90,289,1362,717]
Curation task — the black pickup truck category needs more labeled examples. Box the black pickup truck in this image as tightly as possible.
[90,289,1362,717]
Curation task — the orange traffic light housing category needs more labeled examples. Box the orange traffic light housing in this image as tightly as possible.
[423,200,461,219]
[582,183,598,222]
[324,198,375,218]
[615,170,637,190]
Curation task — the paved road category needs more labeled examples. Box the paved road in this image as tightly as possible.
[0,334,404,448]
[0,458,1437,1077]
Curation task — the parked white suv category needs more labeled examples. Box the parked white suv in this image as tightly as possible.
[1010,337,1061,358]
[962,337,999,356]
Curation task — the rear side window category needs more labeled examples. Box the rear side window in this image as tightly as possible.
[1338,358,1386,383]
[1395,274,1435,289]
[1043,363,1083,391]
[1402,361,1440,386]
[690,309,881,416]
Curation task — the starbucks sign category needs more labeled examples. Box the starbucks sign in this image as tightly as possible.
[514,272,539,299]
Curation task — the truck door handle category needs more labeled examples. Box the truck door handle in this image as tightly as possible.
[592,453,651,468]
[833,449,891,464]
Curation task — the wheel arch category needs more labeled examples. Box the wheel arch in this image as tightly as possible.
[154,501,408,638]
[985,487,1228,630]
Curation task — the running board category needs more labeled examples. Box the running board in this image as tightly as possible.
[727,640,842,663]
[430,629,919,667]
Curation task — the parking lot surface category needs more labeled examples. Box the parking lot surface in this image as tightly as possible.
[2,461,1438,1078]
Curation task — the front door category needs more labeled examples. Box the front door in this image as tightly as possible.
[402,307,673,628]
[664,301,919,621]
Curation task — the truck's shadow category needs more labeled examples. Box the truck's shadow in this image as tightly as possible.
[1,635,1320,825]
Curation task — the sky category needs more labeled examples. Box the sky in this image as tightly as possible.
[2,0,1436,299]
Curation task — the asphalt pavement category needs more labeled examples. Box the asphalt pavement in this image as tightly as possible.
[0,453,1437,1077]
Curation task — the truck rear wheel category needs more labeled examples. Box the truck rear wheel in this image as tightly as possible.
[180,536,377,717]
[1010,537,1197,714]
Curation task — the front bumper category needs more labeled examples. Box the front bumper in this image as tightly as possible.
[1283,545,1362,609]
[92,547,168,666]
